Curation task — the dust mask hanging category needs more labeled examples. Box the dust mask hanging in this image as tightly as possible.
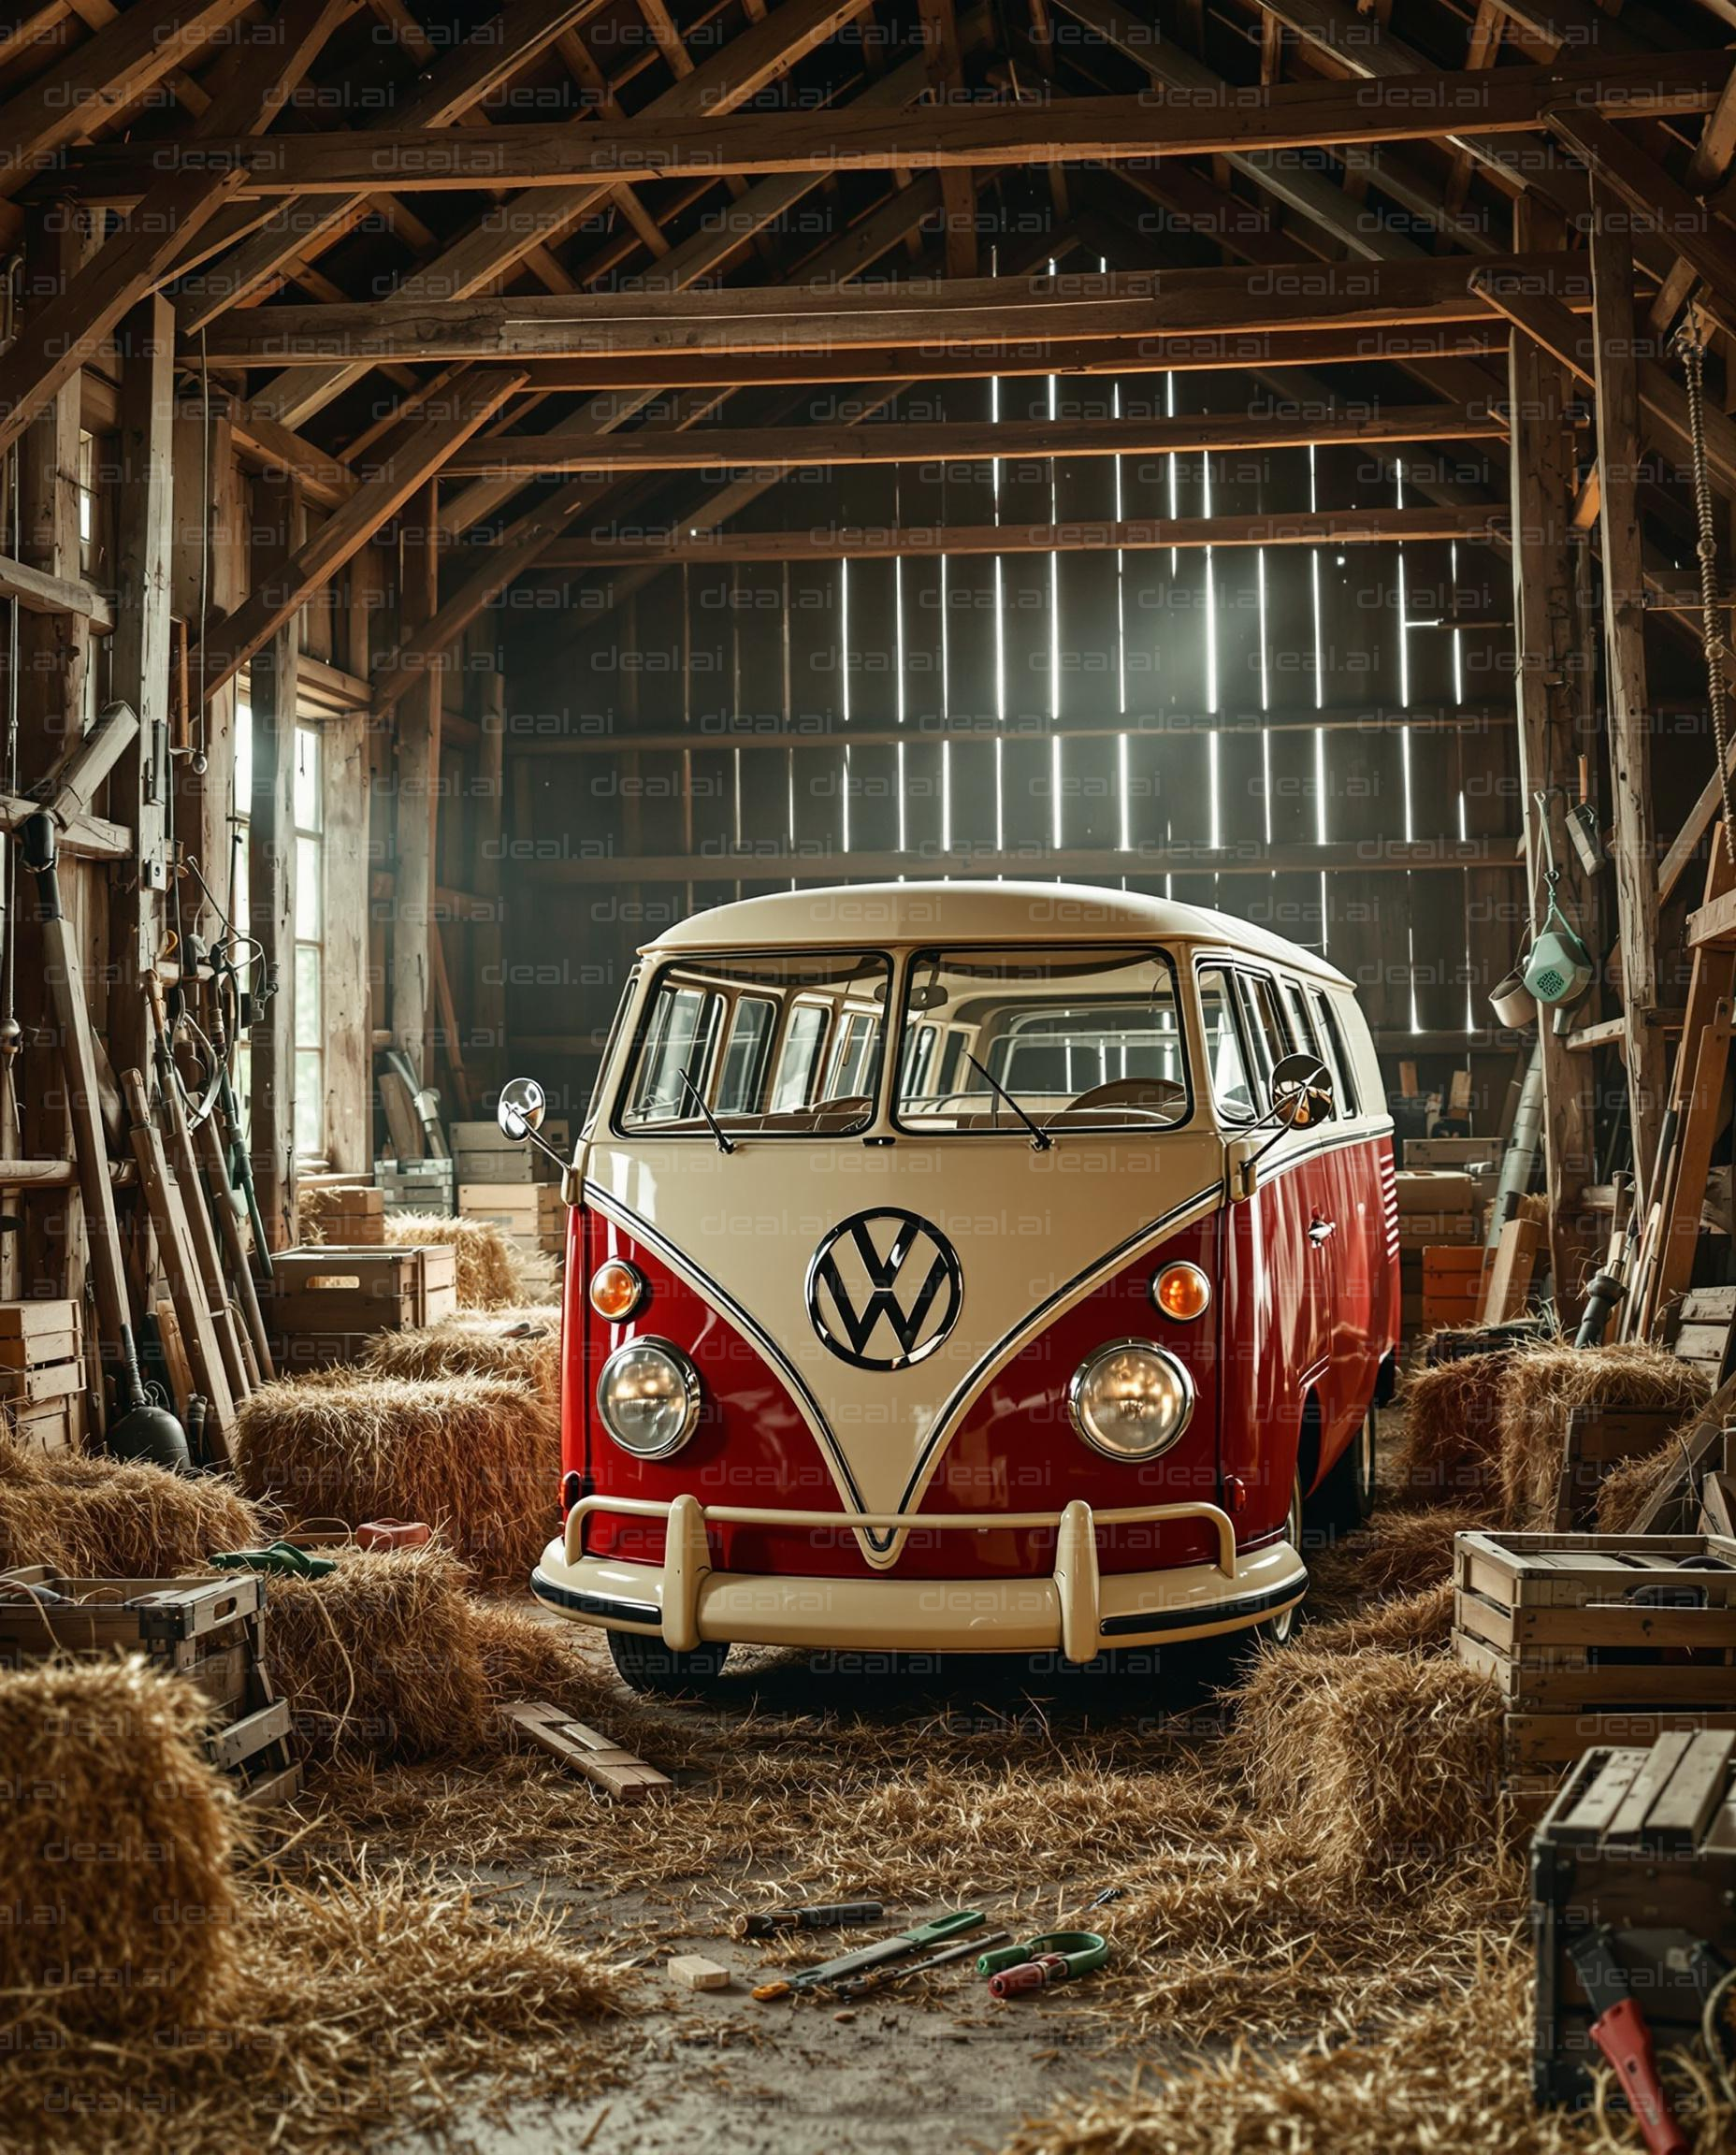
[1522,797,1595,1007]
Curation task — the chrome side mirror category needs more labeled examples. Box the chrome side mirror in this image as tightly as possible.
[1269,1052,1334,1131]
[498,1076,546,1141]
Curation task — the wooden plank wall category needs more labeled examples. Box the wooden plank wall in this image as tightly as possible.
[502,367,1519,1123]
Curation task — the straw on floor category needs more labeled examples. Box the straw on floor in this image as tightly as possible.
[1496,1339,1709,1530]
[0,1436,261,1577]
[0,1657,239,2036]
[233,1371,557,1588]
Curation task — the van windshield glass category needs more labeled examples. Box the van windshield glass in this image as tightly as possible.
[895,947,1188,1134]
[617,952,891,1137]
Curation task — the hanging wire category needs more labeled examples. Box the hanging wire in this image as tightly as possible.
[1674,307,1736,865]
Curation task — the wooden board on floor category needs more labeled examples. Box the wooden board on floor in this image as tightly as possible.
[502,1699,673,1802]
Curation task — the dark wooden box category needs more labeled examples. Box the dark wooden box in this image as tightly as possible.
[1532,1731,1736,2106]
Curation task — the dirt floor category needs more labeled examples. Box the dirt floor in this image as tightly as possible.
[410,1635,1245,2155]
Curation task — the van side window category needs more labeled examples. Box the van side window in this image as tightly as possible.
[716,995,775,1115]
[826,1010,882,1100]
[1282,979,1321,1057]
[1312,990,1361,1116]
[1197,966,1255,1123]
[771,1004,831,1110]
[1237,973,1290,1088]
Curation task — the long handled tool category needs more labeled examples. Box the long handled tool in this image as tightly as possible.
[20,810,186,1467]
[788,1910,984,1991]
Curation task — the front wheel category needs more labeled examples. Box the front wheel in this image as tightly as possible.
[1251,1475,1307,1648]
[608,1627,730,1696]
[1308,1405,1378,1538]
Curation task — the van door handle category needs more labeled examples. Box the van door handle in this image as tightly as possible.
[1308,1218,1337,1246]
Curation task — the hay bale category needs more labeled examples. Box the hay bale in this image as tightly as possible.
[267,1549,610,1764]
[381,1212,523,1311]
[0,1437,261,1577]
[267,1546,492,1762]
[362,1307,560,1401]
[0,1657,239,2033]
[1304,1581,1455,1656]
[1496,1340,1709,1530]
[233,1372,557,1589]
[1227,1646,1504,1887]
[1390,1348,1513,1511]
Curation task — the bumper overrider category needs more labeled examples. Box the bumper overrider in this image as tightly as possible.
[531,1495,1307,1663]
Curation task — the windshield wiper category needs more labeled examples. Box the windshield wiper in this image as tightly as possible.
[963,1051,1051,1151]
[679,1072,736,1154]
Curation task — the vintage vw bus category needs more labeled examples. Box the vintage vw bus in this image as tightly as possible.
[505,881,1399,1692]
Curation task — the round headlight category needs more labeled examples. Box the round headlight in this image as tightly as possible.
[1151,1261,1211,1323]
[1068,1339,1194,1462]
[589,1258,646,1322]
[596,1338,701,1459]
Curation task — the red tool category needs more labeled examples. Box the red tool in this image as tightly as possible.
[1568,1927,1689,2155]
[357,1519,432,1550]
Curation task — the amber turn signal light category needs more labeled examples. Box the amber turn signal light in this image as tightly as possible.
[1151,1262,1211,1322]
[588,1259,646,1322]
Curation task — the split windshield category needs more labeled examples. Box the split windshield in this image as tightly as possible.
[615,945,1191,1139]
[895,947,1188,1133]
[617,952,892,1137]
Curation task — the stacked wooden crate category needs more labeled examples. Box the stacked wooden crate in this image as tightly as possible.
[304,1180,386,1245]
[0,1569,300,1803]
[0,1301,86,1453]
[376,1156,456,1217]
[1453,1527,1736,1818]
[454,1117,568,1259]
[267,1246,458,1369]
[1396,1169,1487,1332]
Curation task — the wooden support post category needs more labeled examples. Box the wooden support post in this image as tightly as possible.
[170,384,243,941]
[1589,181,1669,1202]
[11,210,90,1306]
[1506,209,1601,1321]
[248,474,299,1254]
[108,296,176,1077]
[474,665,507,1100]
[390,481,441,1089]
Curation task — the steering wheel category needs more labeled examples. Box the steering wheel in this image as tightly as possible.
[1064,1078,1187,1118]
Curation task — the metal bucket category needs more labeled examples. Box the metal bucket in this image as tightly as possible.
[1489,968,1537,1028]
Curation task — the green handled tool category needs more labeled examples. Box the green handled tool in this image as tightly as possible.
[790,1910,985,1990]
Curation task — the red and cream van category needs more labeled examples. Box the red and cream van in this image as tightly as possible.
[505,881,1399,1692]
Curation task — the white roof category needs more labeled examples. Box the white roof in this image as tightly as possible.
[642,880,1352,984]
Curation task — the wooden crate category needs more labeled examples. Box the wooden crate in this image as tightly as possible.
[1533,1732,1736,2107]
[1454,1529,1736,1788]
[0,1569,300,1804]
[308,1185,386,1246]
[1669,1285,1736,1388]
[1421,1244,1486,1325]
[1554,1404,1685,1530]
[268,1246,458,1337]
[0,1299,85,1441]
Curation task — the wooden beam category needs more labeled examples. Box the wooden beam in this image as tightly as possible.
[195,253,1588,368]
[0,0,253,198]
[0,548,111,627]
[248,0,875,429]
[1588,181,1669,1200]
[247,474,298,1254]
[1503,215,1602,1315]
[444,401,1503,478]
[61,50,1734,198]
[1550,109,1736,322]
[1690,51,1736,189]
[507,702,1512,755]
[175,0,609,334]
[390,479,440,1083]
[537,503,1507,568]
[189,367,524,705]
[523,837,1525,885]
[1662,739,1736,901]
[502,325,1508,396]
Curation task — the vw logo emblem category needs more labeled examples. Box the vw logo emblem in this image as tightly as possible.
[805,1209,963,1372]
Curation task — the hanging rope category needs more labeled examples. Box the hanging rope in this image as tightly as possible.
[1674,307,1736,863]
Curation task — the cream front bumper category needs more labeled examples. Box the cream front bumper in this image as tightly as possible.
[530,1494,1307,1663]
